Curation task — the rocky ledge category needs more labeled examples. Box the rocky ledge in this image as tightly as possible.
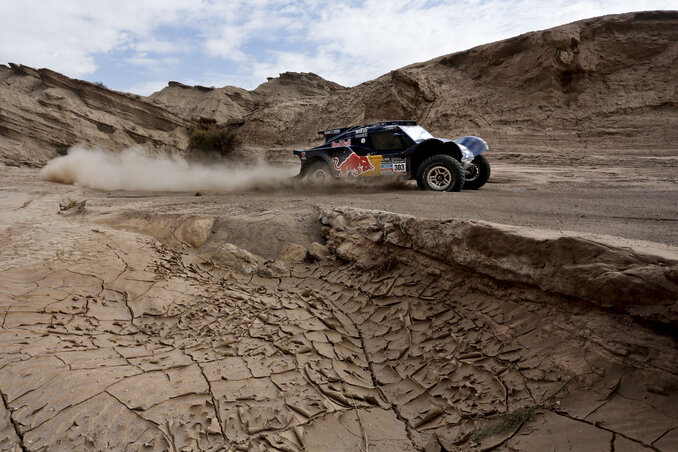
[321,207,678,329]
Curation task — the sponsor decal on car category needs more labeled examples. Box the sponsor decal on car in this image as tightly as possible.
[355,127,368,138]
[332,152,375,176]
[331,139,351,148]
[380,158,407,174]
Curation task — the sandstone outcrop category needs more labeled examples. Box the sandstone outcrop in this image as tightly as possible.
[148,71,345,124]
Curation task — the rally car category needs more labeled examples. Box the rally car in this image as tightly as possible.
[294,121,490,191]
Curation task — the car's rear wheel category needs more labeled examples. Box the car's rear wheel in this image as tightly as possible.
[416,155,465,192]
[463,155,491,190]
[304,160,333,182]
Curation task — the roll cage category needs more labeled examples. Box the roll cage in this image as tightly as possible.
[317,120,417,143]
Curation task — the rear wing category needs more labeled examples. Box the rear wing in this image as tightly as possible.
[318,127,354,141]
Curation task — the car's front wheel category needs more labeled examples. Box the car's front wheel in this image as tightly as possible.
[416,155,465,192]
[463,154,491,190]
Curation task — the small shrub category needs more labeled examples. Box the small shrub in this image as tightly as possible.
[189,126,239,157]
[92,81,107,89]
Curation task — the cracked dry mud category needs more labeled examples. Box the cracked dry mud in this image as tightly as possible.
[1,178,677,451]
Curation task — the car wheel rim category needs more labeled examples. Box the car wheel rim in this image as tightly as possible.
[427,166,452,190]
[465,163,479,182]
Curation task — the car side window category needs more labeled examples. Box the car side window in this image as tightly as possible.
[350,129,371,155]
[370,131,408,152]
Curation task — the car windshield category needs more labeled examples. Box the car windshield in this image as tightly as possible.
[400,126,434,142]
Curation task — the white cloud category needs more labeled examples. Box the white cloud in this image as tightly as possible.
[197,0,678,88]
[205,28,249,63]
[0,0,675,91]
[135,40,188,54]
[202,1,307,62]
[126,56,181,68]
[0,0,198,76]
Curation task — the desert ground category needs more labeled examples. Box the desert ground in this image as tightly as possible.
[1,142,676,451]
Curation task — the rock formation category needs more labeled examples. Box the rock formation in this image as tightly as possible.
[0,64,190,166]
[320,207,678,328]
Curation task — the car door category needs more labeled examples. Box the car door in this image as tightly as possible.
[369,130,410,155]
[368,130,412,176]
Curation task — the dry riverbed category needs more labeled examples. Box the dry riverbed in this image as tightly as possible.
[0,164,676,451]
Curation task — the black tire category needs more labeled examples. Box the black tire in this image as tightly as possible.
[303,160,334,182]
[416,155,465,192]
[463,155,491,190]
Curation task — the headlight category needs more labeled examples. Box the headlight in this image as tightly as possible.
[459,145,473,160]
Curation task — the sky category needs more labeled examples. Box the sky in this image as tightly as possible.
[1,0,675,95]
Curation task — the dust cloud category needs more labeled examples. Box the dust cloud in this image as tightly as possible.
[39,146,298,192]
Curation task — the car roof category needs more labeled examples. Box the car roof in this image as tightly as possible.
[318,120,417,142]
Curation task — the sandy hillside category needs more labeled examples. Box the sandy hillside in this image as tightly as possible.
[0,65,190,167]
[0,9,677,452]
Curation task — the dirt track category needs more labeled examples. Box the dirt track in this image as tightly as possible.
[27,156,678,248]
[1,162,677,451]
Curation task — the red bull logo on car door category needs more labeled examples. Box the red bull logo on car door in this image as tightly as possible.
[332,152,376,176]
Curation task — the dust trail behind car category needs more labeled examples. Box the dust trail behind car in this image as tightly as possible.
[40,146,299,192]
[40,146,415,193]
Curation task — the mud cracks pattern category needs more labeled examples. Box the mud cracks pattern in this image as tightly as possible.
[0,220,677,451]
